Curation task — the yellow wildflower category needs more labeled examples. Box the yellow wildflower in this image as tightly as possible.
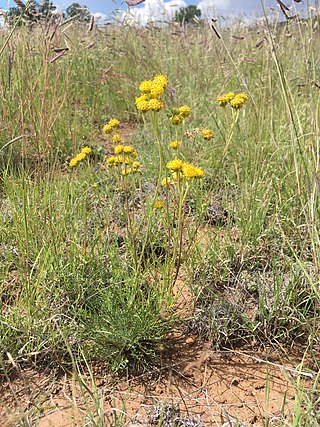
[166,159,184,172]
[217,92,235,106]
[153,74,168,89]
[139,80,152,93]
[201,129,213,140]
[170,114,184,125]
[114,145,124,155]
[69,158,78,168]
[132,161,140,170]
[123,145,134,154]
[230,94,248,109]
[106,156,116,167]
[108,118,120,128]
[121,168,130,176]
[135,94,150,104]
[169,140,181,149]
[131,151,138,159]
[161,177,172,187]
[103,123,113,134]
[148,98,164,112]
[81,146,92,155]
[75,152,86,162]
[153,200,164,209]
[114,155,124,164]
[179,105,191,117]
[237,93,249,102]
[112,134,122,144]
[172,171,182,181]
[136,100,149,112]
[150,82,165,97]
[181,162,205,179]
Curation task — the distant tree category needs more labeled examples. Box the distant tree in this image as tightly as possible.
[38,1,57,18]
[66,3,91,22]
[6,0,40,25]
[175,5,201,24]
[6,0,59,25]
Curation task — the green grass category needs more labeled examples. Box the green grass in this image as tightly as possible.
[1,12,320,425]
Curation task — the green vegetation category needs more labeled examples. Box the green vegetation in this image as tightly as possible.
[0,12,319,425]
[175,5,201,24]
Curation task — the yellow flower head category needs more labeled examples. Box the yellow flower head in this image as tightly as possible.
[169,140,181,149]
[179,105,191,117]
[132,161,140,170]
[166,159,184,172]
[121,168,131,176]
[123,145,134,154]
[69,158,78,168]
[153,200,164,209]
[161,177,172,187]
[81,146,92,155]
[108,118,120,128]
[148,98,164,112]
[150,82,165,98]
[114,155,124,164]
[135,94,150,104]
[131,151,138,158]
[182,162,205,180]
[237,93,249,102]
[103,123,113,134]
[75,152,86,162]
[201,129,213,140]
[139,80,152,94]
[114,145,124,155]
[136,100,149,112]
[217,92,235,106]
[170,114,184,125]
[106,156,116,167]
[153,74,168,89]
[112,134,122,144]
[230,94,249,109]
[172,171,182,181]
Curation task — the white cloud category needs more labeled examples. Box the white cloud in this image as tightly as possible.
[197,0,229,19]
[92,11,108,22]
[122,0,187,26]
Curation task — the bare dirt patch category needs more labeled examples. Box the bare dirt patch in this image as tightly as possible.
[0,343,301,427]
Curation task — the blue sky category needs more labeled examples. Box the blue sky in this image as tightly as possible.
[0,0,314,17]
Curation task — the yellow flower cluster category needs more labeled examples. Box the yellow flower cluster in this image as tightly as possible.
[169,105,191,125]
[161,177,172,187]
[166,159,184,172]
[106,145,140,175]
[114,145,138,156]
[135,74,168,112]
[201,129,213,140]
[230,93,249,109]
[166,159,204,180]
[169,140,181,149]
[217,92,249,109]
[69,146,92,168]
[217,92,235,106]
[112,133,122,144]
[179,105,191,117]
[103,118,120,134]
[181,162,205,179]
[153,200,164,209]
